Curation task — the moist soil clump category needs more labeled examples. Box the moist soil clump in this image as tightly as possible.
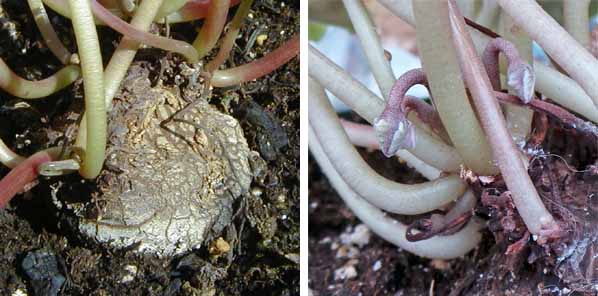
[0,1,299,295]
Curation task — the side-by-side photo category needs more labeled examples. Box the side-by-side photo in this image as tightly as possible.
[309,0,597,295]
[0,0,298,294]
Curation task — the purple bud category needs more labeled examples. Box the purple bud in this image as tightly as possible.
[507,63,535,104]
[374,113,415,158]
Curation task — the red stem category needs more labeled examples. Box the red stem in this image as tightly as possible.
[211,34,299,87]
[0,151,52,209]
[180,0,241,21]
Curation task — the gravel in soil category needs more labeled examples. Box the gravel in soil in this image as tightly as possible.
[0,1,299,295]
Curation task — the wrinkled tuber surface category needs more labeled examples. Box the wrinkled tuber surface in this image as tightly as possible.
[77,67,252,256]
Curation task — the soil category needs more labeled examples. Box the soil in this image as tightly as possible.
[309,114,597,295]
[0,1,299,295]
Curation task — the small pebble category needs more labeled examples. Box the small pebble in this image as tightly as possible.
[334,265,357,281]
[256,34,268,46]
[340,224,371,248]
[372,260,382,271]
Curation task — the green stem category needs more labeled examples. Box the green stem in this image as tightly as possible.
[69,0,107,179]
[192,0,230,59]
[0,58,80,99]
[206,0,254,72]
[27,0,72,64]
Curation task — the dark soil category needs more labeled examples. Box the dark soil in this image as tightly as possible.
[309,114,597,295]
[0,1,298,295]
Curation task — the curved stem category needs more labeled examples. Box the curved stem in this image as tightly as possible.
[376,0,598,124]
[309,79,467,215]
[69,0,107,179]
[211,34,299,87]
[413,0,497,175]
[205,0,254,73]
[309,126,482,259]
[448,0,559,238]
[309,46,464,172]
[155,0,189,20]
[43,0,123,25]
[496,0,598,108]
[28,0,72,64]
[342,0,395,99]
[91,0,198,63]
[192,0,230,59]
[0,139,26,169]
[0,58,80,99]
[341,120,441,180]
[563,0,590,47]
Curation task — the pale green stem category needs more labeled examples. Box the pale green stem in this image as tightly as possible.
[310,79,467,215]
[42,0,122,25]
[476,0,500,29]
[192,0,230,59]
[563,0,590,47]
[0,58,80,99]
[342,0,395,99]
[0,139,25,169]
[309,46,464,172]
[155,0,188,20]
[309,126,482,259]
[206,0,254,73]
[413,0,497,176]
[69,0,107,179]
[499,13,534,144]
[496,0,598,108]
[376,0,598,123]
[28,0,72,64]
[75,0,164,153]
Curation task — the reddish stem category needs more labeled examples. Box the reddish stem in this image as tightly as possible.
[211,34,299,87]
[0,151,52,209]
[179,0,241,21]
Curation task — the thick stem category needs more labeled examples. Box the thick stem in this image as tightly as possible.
[211,34,299,87]
[376,0,598,123]
[205,0,254,73]
[309,46,463,172]
[161,0,241,24]
[563,0,590,47]
[69,0,107,179]
[342,0,395,99]
[91,0,198,63]
[0,139,25,169]
[498,13,534,144]
[155,0,189,20]
[0,58,79,99]
[476,0,500,29]
[496,0,598,108]
[103,0,165,106]
[43,0,123,25]
[413,0,497,175]
[309,126,482,259]
[309,79,467,215]
[192,0,230,59]
[28,0,72,64]
[448,0,559,237]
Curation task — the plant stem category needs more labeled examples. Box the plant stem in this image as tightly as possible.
[160,0,241,24]
[155,0,189,20]
[0,139,25,169]
[309,79,467,215]
[90,0,199,63]
[206,0,254,73]
[309,46,464,172]
[103,0,165,106]
[43,0,122,25]
[27,0,72,64]
[377,0,598,123]
[340,120,441,180]
[498,13,534,143]
[563,0,590,47]
[342,0,395,99]
[448,0,559,237]
[309,125,482,259]
[413,0,497,175]
[0,58,80,99]
[211,34,299,87]
[0,151,52,209]
[192,0,230,59]
[496,0,598,108]
[69,0,107,179]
